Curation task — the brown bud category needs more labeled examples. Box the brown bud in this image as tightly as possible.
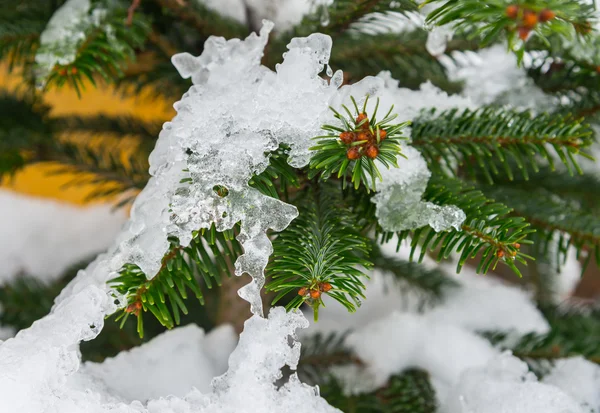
[71,67,78,75]
[310,289,321,299]
[356,113,369,129]
[298,287,308,296]
[518,27,531,41]
[515,243,521,249]
[497,250,505,258]
[347,147,361,160]
[538,9,556,23]
[321,282,332,292]
[339,131,355,144]
[522,10,538,29]
[356,132,370,143]
[505,5,519,19]
[378,129,387,140]
[59,68,67,76]
[365,145,379,159]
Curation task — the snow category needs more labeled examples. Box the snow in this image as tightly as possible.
[442,45,551,110]
[73,324,237,401]
[446,353,586,413]
[195,0,248,25]
[542,357,600,413]
[0,189,126,286]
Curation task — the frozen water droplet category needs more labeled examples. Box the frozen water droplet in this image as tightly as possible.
[426,26,454,56]
[320,6,330,26]
[326,64,333,77]
[331,69,344,88]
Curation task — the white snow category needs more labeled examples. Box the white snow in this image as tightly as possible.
[73,324,237,401]
[446,352,586,413]
[543,357,600,413]
[0,189,126,286]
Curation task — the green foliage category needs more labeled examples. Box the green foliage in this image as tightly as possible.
[40,1,151,95]
[330,30,476,92]
[109,223,242,337]
[248,147,301,201]
[411,107,594,183]
[53,114,162,142]
[266,187,372,320]
[321,370,437,413]
[482,185,600,268]
[310,96,409,192]
[288,0,418,38]
[485,304,600,376]
[394,177,534,276]
[423,0,595,61]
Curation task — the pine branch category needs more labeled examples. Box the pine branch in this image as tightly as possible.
[320,370,437,413]
[330,30,477,92]
[36,140,150,204]
[40,2,151,95]
[310,96,410,192]
[248,146,301,201]
[286,0,418,38]
[53,114,163,141]
[109,223,242,337]
[423,0,595,61]
[411,107,594,184]
[266,186,372,320]
[485,305,600,375]
[393,176,535,276]
[370,243,459,308]
[482,185,600,268]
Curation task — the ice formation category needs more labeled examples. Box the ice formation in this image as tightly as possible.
[35,0,106,83]
[0,19,467,412]
[542,357,600,412]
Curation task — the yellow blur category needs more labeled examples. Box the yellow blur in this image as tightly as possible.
[0,66,174,205]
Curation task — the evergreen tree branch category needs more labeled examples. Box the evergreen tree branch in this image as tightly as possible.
[53,114,163,141]
[41,3,151,95]
[266,185,372,320]
[411,108,594,183]
[482,185,600,268]
[109,223,242,337]
[330,30,476,92]
[393,176,534,276]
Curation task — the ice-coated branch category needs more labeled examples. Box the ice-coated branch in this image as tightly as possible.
[393,177,534,276]
[411,107,594,183]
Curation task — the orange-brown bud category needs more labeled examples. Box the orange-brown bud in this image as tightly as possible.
[378,129,387,140]
[298,287,308,296]
[515,243,521,249]
[518,27,531,41]
[356,113,369,128]
[365,145,379,159]
[522,10,538,28]
[538,9,556,23]
[339,131,355,144]
[347,147,361,160]
[497,250,505,258]
[71,67,78,75]
[321,282,332,292]
[505,4,519,19]
[310,289,321,299]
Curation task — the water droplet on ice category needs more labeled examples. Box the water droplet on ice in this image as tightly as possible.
[326,64,333,77]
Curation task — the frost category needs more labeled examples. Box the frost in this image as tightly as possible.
[371,146,466,232]
[35,0,97,83]
[447,352,586,413]
[543,357,600,413]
